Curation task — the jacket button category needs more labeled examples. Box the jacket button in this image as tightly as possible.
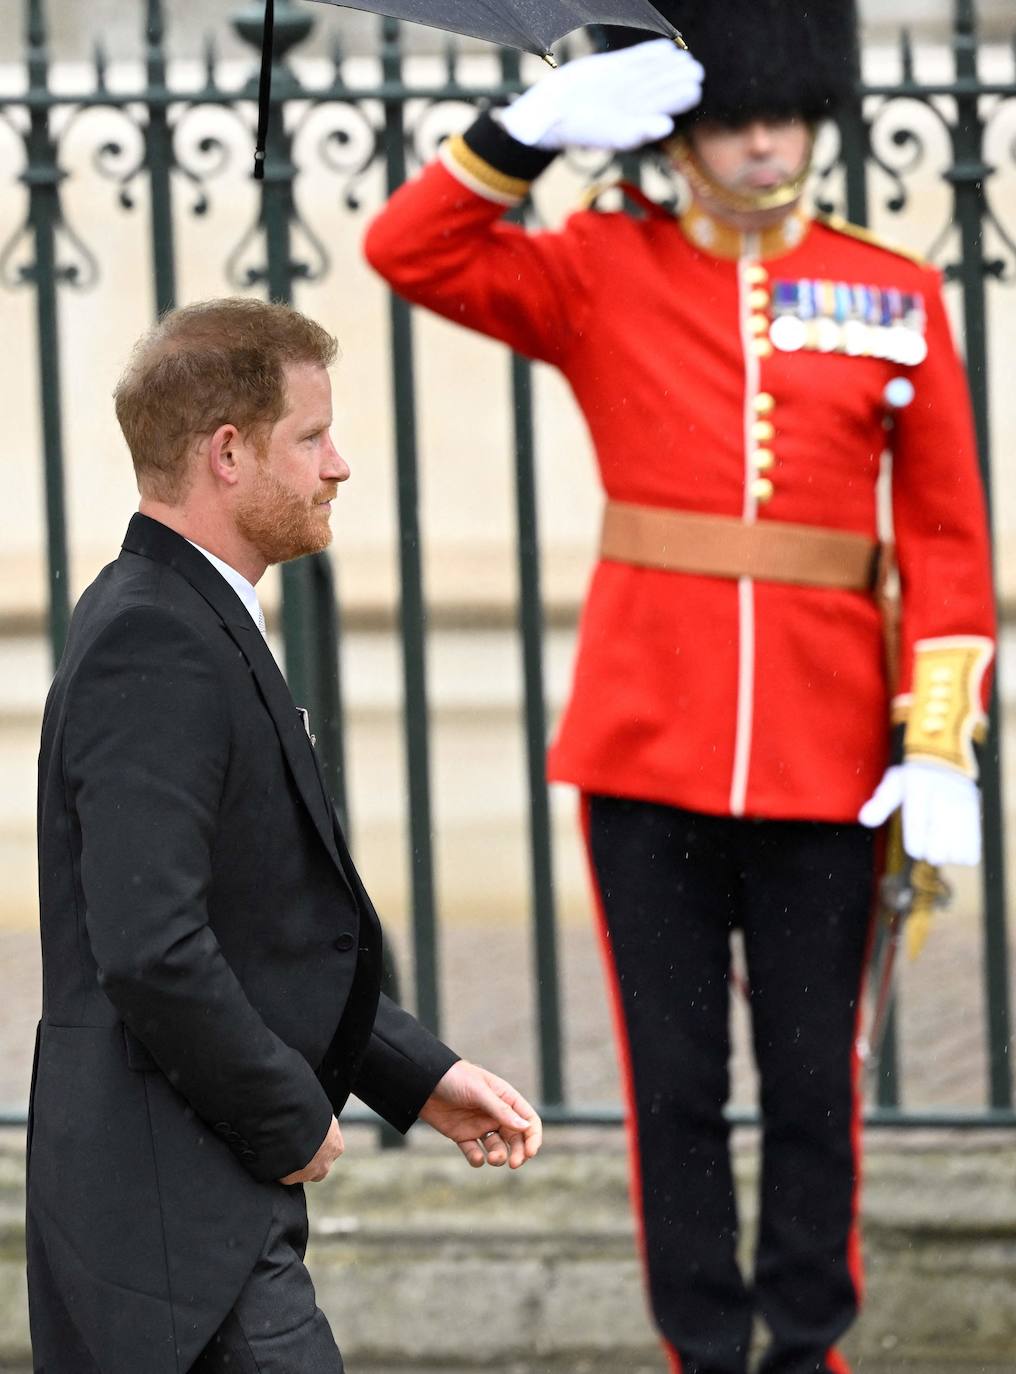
[214,1122,231,1136]
[241,1148,258,1161]
[753,448,776,473]
[334,932,355,952]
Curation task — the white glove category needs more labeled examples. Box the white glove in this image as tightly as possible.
[497,39,704,152]
[858,761,982,866]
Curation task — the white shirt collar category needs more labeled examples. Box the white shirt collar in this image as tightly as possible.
[187,540,265,635]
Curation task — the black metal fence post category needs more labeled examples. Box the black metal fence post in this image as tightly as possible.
[144,0,176,316]
[380,17,441,1035]
[22,0,70,667]
[498,45,565,1109]
[948,0,1012,1108]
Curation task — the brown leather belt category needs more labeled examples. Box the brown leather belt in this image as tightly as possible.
[600,501,879,592]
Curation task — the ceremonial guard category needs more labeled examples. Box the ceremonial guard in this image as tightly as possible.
[365,4,995,1371]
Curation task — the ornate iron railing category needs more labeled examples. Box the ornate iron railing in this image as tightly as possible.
[2,0,1014,1129]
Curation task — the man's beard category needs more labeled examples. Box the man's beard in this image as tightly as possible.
[235,465,335,566]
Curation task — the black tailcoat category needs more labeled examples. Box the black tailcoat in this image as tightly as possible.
[28,513,456,1372]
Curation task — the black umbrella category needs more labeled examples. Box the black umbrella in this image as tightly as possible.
[253,0,685,177]
[306,2,682,54]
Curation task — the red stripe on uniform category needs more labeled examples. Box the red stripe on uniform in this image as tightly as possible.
[579,794,684,1374]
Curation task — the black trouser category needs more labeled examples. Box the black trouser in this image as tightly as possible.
[584,796,875,1374]
[191,1184,342,1373]
[29,1185,341,1374]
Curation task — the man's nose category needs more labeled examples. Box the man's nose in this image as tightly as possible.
[322,437,350,483]
[746,121,776,156]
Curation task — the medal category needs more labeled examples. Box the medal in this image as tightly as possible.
[764,278,927,364]
[843,319,869,356]
[771,315,808,352]
[815,316,841,353]
[769,280,806,352]
[895,331,929,366]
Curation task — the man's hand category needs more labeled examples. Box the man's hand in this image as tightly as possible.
[279,1115,344,1185]
[497,39,704,152]
[859,761,982,865]
[418,1060,543,1169]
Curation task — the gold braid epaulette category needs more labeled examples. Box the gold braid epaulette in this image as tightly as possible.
[815,213,927,266]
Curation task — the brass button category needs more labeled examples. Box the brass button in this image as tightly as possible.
[754,392,776,414]
[928,684,951,701]
[930,668,953,684]
[753,448,775,472]
[749,287,770,310]
[921,718,945,735]
[752,338,774,359]
[749,314,769,336]
[752,477,775,503]
[752,419,775,443]
[745,264,768,285]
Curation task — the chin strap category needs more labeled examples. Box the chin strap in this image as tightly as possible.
[667,130,813,216]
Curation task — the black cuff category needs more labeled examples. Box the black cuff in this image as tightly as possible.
[353,994,460,1134]
[463,110,557,183]
[890,722,905,767]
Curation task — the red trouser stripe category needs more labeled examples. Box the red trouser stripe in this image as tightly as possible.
[579,794,684,1374]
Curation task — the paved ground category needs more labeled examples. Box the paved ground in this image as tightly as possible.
[1,869,1009,1119]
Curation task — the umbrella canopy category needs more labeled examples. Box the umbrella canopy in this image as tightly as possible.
[253,0,684,177]
[308,2,681,56]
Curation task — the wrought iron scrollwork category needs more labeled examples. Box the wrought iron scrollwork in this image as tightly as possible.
[171,103,243,217]
[980,94,1016,281]
[300,98,380,212]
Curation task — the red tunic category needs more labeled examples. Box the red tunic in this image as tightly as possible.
[364,128,995,823]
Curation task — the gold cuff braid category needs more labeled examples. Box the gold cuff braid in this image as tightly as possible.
[903,637,993,778]
[442,135,531,205]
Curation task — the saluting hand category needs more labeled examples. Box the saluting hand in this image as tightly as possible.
[419,1060,543,1170]
[497,39,704,152]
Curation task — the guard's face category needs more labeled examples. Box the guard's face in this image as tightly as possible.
[235,362,349,566]
[690,118,812,196]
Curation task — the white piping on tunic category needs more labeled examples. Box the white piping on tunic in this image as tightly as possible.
[729,234,762,817]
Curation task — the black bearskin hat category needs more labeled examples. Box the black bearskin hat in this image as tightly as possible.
[593,1,858,127]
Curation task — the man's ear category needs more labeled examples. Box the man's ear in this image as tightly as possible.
[208,424,242,486]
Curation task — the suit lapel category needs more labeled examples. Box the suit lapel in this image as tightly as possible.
[235,632,346,872]
[121,514,346,877]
